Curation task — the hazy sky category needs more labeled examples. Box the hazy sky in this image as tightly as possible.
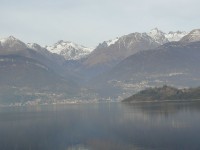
[0,0,200,47]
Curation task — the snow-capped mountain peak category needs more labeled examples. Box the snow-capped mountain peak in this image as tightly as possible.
[0,36,21,45]
[147,28,188,44]
[180,29,200,43]
[96,37,120,49]
[147,28,168,44]
[165,31,188,42]
[0,36,27,51]
[46,40,93,60]
[191,29,200,34]
[96,28,188,51]
[149,28,164,35]
[105,37,119,46]
[27,43,43,51]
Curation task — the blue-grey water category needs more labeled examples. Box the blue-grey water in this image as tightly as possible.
[0,101,200,150]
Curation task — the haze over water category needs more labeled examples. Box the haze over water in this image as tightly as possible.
[0,102,200,150]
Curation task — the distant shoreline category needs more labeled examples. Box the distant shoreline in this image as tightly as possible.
[122,99,200,104]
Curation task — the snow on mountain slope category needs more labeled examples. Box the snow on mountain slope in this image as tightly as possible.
[83,32,160,73]
[0,37,8,44]
[27,43,58,59]
[104,37,119,46]
[46,40,93,60]
[98,28,188,50]
[0,36,53,57]
[165,31,188,41]
[0,36,27,51]
[27,43,43,51]
[0,36,18,44]
[180,29,200,43]
[147,28,188,44]
[147,28,168,44]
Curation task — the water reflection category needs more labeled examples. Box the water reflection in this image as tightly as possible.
[122,101,200,129]
[0,102,200,150]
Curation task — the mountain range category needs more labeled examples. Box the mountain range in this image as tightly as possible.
[75,28,188,78]
[0,28,200,104]
[91,40,200,99]
[0,36,80,104]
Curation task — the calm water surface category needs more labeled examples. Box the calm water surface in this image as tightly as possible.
[0,101,200,150]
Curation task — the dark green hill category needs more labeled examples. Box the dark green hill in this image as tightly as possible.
[123,85,200,102]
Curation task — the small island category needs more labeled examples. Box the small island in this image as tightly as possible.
[123,85,200,103]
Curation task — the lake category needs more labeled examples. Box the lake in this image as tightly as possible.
[0,101,200,150]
